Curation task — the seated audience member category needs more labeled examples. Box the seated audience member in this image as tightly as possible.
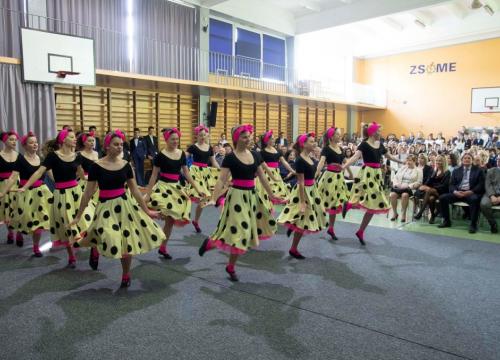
[438,152,485,233]
[215,146,225,167]
[414,153,434,200]
[447,153,459,173]
[222,143,232,155]
[414,154,451,223]
[389,155,422,222]
[280,150,297,187]
[345,147,354,159]
[464,133,472,150]
[480,129,491,148]
[487,149,497,168]
[473,151,489,173]
[480,156,500,233]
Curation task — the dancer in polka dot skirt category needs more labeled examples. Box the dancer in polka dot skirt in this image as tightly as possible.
[21,128,95,268]
[341,122,403,245]
[199,124,280,282]
[0,131,24,246]
[76,131,100,268]
[185,125,219,233]
[145,128,206,260]
[76,131,99,193]
[0,132,52,257]
[315,127,352,241]
[277,132,327,259]
[71,130,165,288]
[256,130,295,208]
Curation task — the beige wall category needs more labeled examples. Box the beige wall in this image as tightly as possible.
[356,37,500,138]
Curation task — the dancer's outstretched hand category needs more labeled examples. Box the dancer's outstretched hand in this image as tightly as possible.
[146,209,161,219]
[270,195,285,204]
[201,199,216,208]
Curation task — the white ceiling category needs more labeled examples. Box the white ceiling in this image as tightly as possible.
[183,0,500,58]
[296,0,500,58]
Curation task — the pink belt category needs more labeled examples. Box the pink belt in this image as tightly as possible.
[192,162,208,168]
[266,162,279,168]
[232,179,255,188]
[327,163,342,172]
[0,172,12,179]
[99,188,126,199]
[304,179,315,186]
[364,162,381,168]
[20,179,43,188]
[160,172,180,181]
[55,180,78,189]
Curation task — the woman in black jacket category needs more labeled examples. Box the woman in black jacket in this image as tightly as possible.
[414,154,450,223]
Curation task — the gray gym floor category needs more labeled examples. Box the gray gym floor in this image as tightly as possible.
[1,207,499,360]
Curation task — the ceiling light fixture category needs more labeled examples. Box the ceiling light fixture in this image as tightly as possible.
[470,0,483,9]
[483,4,495,15]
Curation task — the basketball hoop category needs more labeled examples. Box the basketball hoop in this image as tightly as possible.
[56,71,80,78]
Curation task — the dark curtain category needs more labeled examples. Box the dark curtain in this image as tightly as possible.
[0,64,56,144]
[133,0,199,79]
[0,0,26,57]
[46,0,129,72]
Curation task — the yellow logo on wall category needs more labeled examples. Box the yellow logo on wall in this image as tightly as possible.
[409,62,457,75]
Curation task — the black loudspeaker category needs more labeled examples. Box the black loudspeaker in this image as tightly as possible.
[208,101,218,127]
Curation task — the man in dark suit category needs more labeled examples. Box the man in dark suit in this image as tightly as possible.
[481,156,500,233]
[275,132,288,148]
[438,152,485,233]
[89,126,101,155]
[130,128,148,186]
[144,126,158,158]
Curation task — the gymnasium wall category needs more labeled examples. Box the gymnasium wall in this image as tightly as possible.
[55,86,199,149]
[356,37,500,138]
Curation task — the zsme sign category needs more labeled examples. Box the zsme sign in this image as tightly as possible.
[409,62,457,75]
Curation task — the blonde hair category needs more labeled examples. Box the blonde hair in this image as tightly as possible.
[436,154,448,170]
[417,153,428,165]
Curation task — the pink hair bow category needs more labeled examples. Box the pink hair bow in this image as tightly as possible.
[232,124,254,144]
[163,128,181,142]
[194,125,208,135]
[56,129,70,145]
[20,131,36,146]
[262,130,273,145]
[366,122,381,137]
[104,129,126,148]
[297,132,315,148]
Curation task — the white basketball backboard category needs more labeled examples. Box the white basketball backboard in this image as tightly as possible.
[471,87,500,113]
[21,28,95,86]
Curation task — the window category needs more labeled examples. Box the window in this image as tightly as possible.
[263,35,286,81]
[209,19,233,74]
[235,28,261,78]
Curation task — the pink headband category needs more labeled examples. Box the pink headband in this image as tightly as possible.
[326,127,337,140]
[297,132,315,148]
[1,131,20,143]
[81,131,95,144]
[163,128,181,142]
[194,125,208,135]
[21,131,36,146]
[104,129,125,148]
[232,124,253,144]
[56,129,70,145]
[366,122,381,137]
[262,130,273,145]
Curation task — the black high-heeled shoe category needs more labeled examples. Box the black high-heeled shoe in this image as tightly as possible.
[286,228,293,237]
[199,238,209,257]
[414,211,424,220]
[289,249,306,260]
[327,228,338,241]
[120,278,131,288]
[390,214,399,221]
[158,249,172,260]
